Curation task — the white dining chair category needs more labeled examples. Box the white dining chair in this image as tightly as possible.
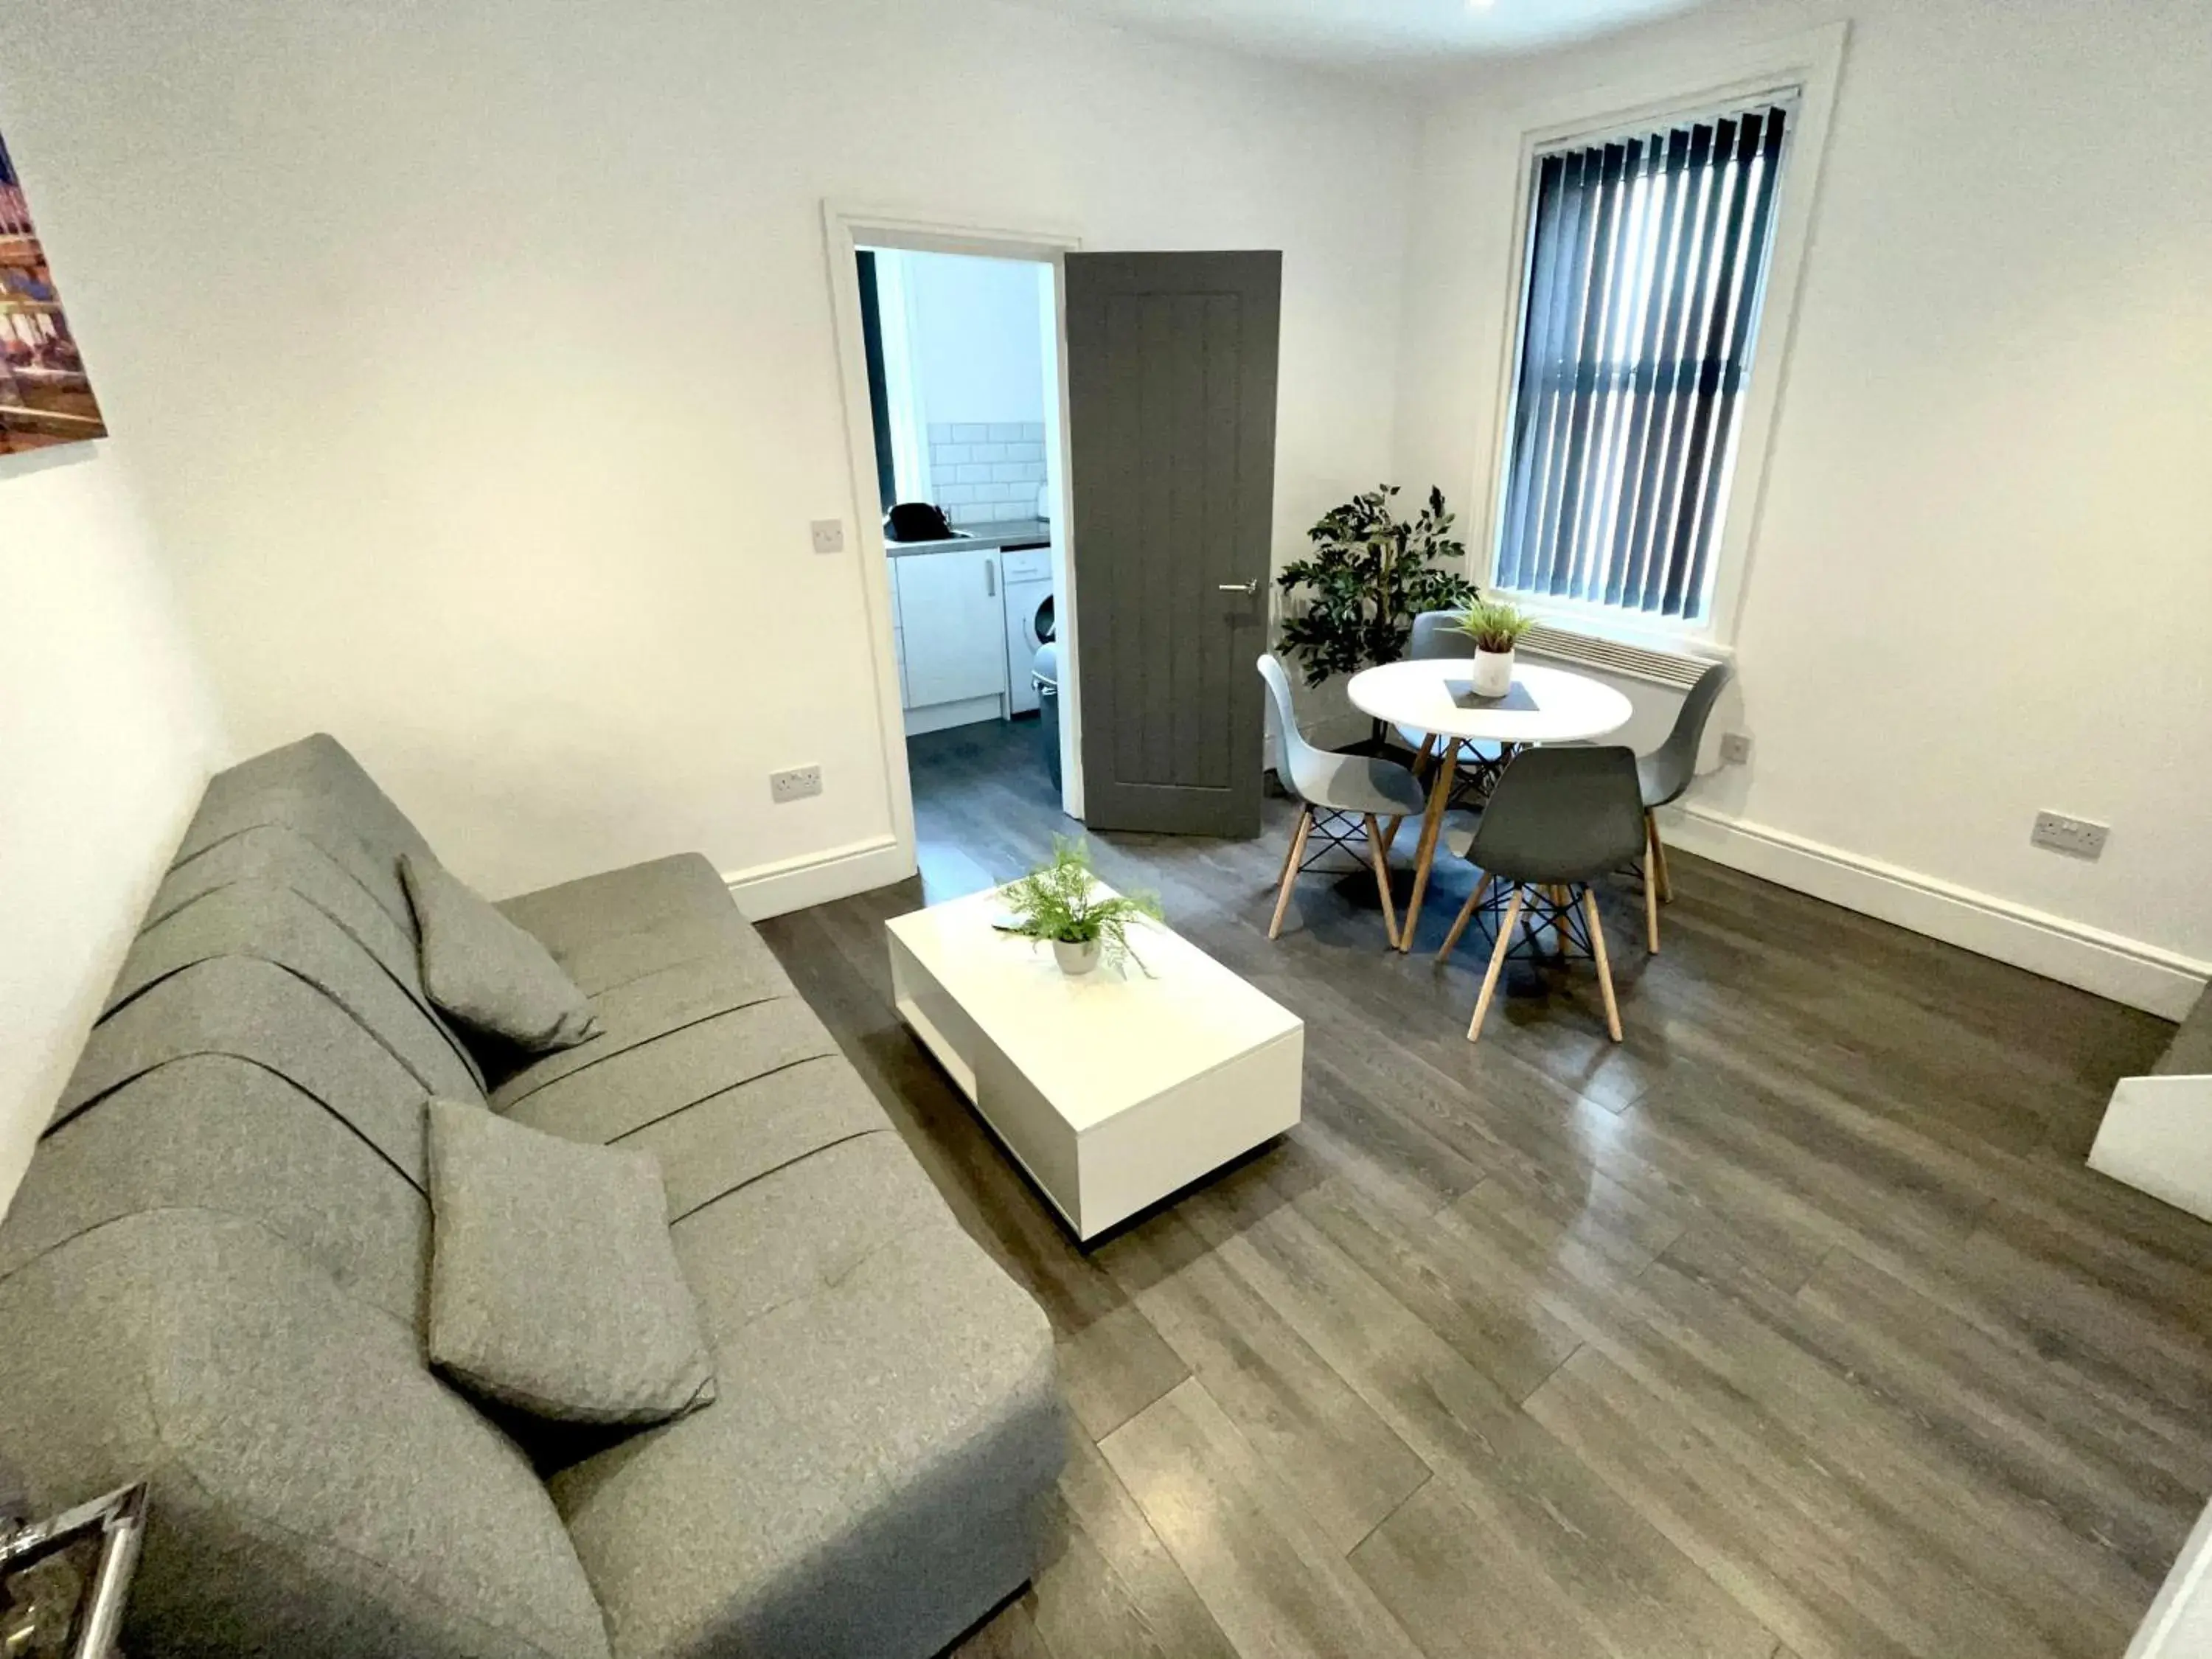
[1258,653,1424,947]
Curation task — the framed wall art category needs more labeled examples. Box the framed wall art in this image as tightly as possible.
[0,121,105,454]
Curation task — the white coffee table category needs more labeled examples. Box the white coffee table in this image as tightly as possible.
[886,883,1304,1241]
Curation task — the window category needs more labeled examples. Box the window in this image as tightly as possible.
[1493,100,1792,627]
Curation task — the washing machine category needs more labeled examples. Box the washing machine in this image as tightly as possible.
[1001,543,1056,715]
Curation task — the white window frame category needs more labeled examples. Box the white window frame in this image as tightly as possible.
[1474,22,1848,651]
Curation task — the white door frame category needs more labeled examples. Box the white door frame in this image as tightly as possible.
[818,201,1087,884]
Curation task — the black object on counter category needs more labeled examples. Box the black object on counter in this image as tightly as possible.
[885,502,956,543]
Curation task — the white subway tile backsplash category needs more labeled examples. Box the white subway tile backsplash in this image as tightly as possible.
[914,417,1049,519]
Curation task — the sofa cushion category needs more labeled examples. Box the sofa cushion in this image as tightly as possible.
[55,956,434,1180]
[495,855,788,998]
[484,872,892,1217]
[548,1135,1062,1659]
[0,1209,611,1659]
[0,1054,429,1325]
[112,878,484,1102]
[426,1101,716,1426]
[618,1053,891,1222]
[495,995,838,1138]
[153,820,421,998]
[402,855,602,1054]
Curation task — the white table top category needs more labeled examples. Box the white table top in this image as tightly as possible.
[885,883,1301,1133]
[1346,658,1633,746]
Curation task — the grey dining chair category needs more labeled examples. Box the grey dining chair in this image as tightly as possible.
[1436,745,1646,1043]
[1635,658,1733,953]
[1259,653,1425,947]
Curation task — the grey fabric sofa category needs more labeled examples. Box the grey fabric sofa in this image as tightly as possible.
[0,735,1063,1659]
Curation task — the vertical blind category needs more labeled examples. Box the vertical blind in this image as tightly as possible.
[1495,102,1790,621]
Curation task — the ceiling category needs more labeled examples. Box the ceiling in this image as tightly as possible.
[999,0,1708,73]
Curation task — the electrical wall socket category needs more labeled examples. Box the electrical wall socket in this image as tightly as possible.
[2031,810,2108,860]
[809,518,844,555]
[770,765,823,804]
[1719,731,1752,765]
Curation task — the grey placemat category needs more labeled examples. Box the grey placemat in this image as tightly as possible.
[1446,680,1540,712]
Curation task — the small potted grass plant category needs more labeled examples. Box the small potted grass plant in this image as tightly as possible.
[995,838,1162,976]
[1448,599,1537,698]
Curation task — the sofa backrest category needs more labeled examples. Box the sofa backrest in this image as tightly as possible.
[5,733,473,1326]
[0,736,614,1659]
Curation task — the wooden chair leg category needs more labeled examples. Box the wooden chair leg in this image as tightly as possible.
[1647,810,1674,903]
[1437,872,1492,960]
[1410,731,1440,783]
[1549,884,1571,955]
[1583,885,1624,1042]
[1268,807,1313,940]
[1467,886,1524,1043]
[1363,814,1400,950]
[1644,827,1662,955]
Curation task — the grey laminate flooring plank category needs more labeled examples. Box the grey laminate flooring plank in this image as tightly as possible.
[1228,1196,1781,1659]
[1098,1210,1433,1554]
[752,719,2199,1659]
[1030,1419,1242,1659]
[1099,1380,1428,1659]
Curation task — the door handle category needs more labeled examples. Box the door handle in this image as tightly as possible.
[985,560,996,598]
[1218,580,1259,595]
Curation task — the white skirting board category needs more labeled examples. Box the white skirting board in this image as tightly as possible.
[723,834,912,922]
[1666,804,2208,1019]
[2129,1492,2212,1658]
[2089,1074,2212,1225]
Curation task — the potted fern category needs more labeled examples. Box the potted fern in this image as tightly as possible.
[995,838,1163,976]
[1447,599,1537,698]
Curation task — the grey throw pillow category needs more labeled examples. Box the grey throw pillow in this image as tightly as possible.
[425,1099,718,1425]
[400,852,601,1053]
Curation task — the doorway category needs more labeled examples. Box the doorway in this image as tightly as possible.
[824,209,1085,900]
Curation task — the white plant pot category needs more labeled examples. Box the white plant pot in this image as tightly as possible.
[1052,937,1102,976]
[1472,647,1515,698]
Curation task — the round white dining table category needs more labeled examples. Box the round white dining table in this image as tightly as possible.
[1346,658,1633,952]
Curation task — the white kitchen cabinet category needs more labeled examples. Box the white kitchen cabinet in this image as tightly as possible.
[894,549,1007,715]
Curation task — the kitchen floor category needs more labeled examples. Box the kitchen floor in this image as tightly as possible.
[906,714,1071,899]
[765,714,2206,1659]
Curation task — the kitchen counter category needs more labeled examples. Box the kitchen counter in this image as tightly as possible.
[885,517,1052,557]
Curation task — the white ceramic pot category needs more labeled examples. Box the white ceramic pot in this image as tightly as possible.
[1053,936,1102,975]
[1472,647,1515,698]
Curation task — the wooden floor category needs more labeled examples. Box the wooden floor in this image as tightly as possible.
[757,717,2210,1659]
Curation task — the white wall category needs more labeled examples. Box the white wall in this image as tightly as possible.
[0,446,227,1213]
[0,0,1413,909]
[905,251,1050,429]
[1395,0,2212,1012]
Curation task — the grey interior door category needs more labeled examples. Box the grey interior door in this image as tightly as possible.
[1065,251,1281,838]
